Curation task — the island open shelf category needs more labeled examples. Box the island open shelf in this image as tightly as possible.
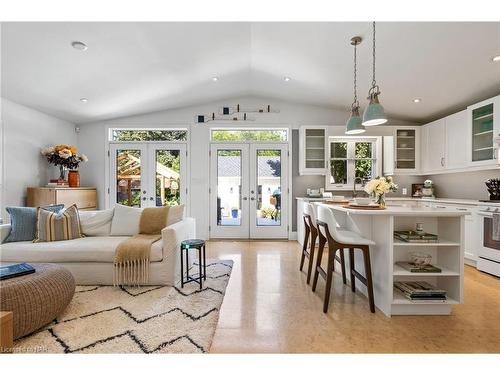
[317,203,467,317]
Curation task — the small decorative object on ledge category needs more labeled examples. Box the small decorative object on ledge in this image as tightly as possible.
[218,104,280,115]
[41,144,88,187]
[363,176,397,208]
[195,104,279,123]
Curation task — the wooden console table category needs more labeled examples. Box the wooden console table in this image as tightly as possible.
[27,187,97,210]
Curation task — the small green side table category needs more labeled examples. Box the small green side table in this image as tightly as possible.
[180,239,206,289]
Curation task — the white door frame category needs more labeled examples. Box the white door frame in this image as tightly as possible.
[209,142,289,239]
[109,142,187,208]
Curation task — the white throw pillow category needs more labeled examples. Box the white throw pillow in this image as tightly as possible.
[110,204,143,236]
[79,208,114,237]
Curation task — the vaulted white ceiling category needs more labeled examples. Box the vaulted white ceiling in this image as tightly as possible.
[2,22,500,124]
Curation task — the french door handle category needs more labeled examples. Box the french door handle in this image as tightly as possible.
[242,197,248,200]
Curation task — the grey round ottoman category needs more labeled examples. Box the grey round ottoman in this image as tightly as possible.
[0,263,75,339]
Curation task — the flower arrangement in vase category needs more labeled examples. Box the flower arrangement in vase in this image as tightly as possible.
[41,145,88,187]
[363,176,398,208]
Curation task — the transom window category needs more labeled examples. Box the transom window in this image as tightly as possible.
[211,129,288,142]
[110,129,188,142]
[326,137,380,190]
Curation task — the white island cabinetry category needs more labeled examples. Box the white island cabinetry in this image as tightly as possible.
[317,203,467,317]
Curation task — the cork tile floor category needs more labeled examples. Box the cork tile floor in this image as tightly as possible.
[207,240,500,353]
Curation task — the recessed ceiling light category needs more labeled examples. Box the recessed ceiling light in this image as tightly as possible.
[71,41,88,51]
[212,76,219,82]
[283,76,291,82]
[492,55,500,62]
[80,98,88,103]
[413,98,422,103]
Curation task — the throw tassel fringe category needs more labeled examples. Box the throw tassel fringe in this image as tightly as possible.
[113,258,150,287]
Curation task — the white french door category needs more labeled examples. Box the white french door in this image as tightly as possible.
[209,143,288,239]
[109,143,187,208]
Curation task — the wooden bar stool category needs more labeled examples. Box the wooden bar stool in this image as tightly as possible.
[299,203,318,284]
[312,205,376,313]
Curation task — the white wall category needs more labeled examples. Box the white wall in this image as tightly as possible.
[0,98,77,217]
[78,95,416,239]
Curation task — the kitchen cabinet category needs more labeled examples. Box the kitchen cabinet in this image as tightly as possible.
[382,127,420,175]
[467,95,500,167]
[422,118,446,173]
[299,126,327,175]
[445,110,468,170]
[383,136,395,175]
[393,127,420,174]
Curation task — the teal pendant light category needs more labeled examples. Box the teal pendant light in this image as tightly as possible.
[345,36,365,135]
[362,22,388,126]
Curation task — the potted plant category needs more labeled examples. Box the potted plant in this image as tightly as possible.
[364,176,398,208]
[41,145,88,187]
[231,207,239,218]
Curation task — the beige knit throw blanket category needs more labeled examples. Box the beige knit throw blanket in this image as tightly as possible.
[114,206,169,286]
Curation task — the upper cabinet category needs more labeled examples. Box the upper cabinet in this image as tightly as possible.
[468,96,500,167]
[445,110,468,170]
[420,95,500,175]
[299,126,327,175]
[394,127,420,174]
[424,119,447,173]
[382,127,420,175]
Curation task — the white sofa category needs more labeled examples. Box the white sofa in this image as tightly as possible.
[0,213,196,286]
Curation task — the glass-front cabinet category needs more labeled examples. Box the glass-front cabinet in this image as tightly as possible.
[393,127,420,174]
[468,96,500,166]
[299,126,327,175]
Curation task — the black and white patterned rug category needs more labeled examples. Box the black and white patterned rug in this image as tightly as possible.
[14,260,233,354]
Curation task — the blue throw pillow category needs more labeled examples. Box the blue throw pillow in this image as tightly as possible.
[3,205,64,243]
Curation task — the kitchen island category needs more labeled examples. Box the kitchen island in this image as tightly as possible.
[314,202,469,316]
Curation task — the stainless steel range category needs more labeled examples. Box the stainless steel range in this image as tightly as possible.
[477,205,500,277]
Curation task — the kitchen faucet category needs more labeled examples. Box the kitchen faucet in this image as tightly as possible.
[352,177,365,198]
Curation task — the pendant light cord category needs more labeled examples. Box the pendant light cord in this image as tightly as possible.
[371,21,376,88]
[353,40,358,107]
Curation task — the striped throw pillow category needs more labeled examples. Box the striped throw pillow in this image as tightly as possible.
[34,204,84,242]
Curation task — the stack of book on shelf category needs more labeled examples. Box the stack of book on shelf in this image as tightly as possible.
[395,261,442,273]
[394,281,447,302]
[394,230,438,243]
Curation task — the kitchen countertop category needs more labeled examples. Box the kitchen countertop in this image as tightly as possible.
[296,196,500,207]
[316,202,471,216]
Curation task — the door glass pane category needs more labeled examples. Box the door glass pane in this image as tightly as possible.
[472,103,494,162]
[155,150,181,206]
[256,150,281,226]
[217,150,242,226]
[116,149,142,207]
